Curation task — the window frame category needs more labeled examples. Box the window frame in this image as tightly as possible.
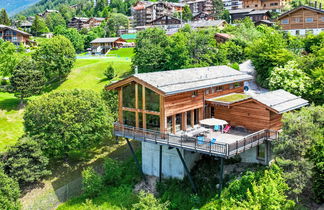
[305,17,313,23]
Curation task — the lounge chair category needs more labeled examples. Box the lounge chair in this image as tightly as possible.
[210,138,216,145]
[223,125,231,133]
[214,125,220,131]
[197,136,204,145]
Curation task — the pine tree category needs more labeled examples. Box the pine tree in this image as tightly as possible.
[10,57,46,106]
[0,8,10,26]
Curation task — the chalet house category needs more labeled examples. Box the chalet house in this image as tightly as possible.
[192,12,215,21]
[0,25,32,46]
[106,66,308,182]
[229,8,271,22]
[223,0,243,10]
[68,17,105,30]
[215,33,234,43]
[90,37,126,54]
[277,5,324,35]
[242,0,291,12]
[19,21,32,33]
[185,0,214,16]
[149,15,182,25]
[38,9,59,18]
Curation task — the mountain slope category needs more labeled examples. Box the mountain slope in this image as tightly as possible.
[0,0,40,16]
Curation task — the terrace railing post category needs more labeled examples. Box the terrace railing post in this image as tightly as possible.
[126,138,146,182]
[176,148,197,194]
[236,140,238,155]
[243,138,246,152]
[226,144,229,157]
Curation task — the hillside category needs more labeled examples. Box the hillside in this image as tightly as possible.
[0,0,39,16]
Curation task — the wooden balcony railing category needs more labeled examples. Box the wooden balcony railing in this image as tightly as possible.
[114,123,277,158]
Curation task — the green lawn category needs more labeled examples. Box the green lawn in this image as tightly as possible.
[0,57,132,151]
[212,93,251,103]
[107,48,134,58]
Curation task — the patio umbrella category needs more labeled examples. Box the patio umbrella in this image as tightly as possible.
[199,118,228,126]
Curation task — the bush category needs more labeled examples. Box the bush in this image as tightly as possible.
[103,158,122,185]
[104,65,115,80]
[2,137,51,186]
[0,167,21,210]
[102,89,118,121]
[132,191,169,210]
[82,167,103,198]
[24,89,112,158]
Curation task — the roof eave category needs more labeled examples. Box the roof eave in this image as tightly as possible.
[277,102,309,114]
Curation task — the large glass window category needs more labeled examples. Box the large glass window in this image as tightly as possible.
[146,114,160,131]
[138,84,143,109]
[123,111,136,127]
[175,114,182,132]
[187,111,192,129]
[194,109,199,125]
[257,144,266,160]
[145,88,159,112]
[122,82,135,108]
[167,116,172,133]
[138,112,143,128]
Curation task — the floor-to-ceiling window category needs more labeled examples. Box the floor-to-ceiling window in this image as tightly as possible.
[187,111,192,129]
[176,114,182,132]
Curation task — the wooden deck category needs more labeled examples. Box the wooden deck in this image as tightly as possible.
[114,123,278,158]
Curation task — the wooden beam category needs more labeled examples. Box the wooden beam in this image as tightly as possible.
[118,88,123,124]
[160,95,166,133]
[143,86,146,129]
[135,84,139,128]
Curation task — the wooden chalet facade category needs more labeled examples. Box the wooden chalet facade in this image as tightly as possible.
[106,66,308,182]
[90,37,126,54]
[277,5,324,35]
[149,15,181,25]
[0,25,32,46]
[68,17,106,30]
[242,0,290,12]
[229,9,271,22]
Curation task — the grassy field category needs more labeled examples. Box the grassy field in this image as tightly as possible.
[107,48,134,58]
[0,57,132,151]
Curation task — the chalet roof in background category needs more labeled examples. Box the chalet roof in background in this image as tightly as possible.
[90,37,123,43]
[277,5,324,19]
[189,20,227,28]
[248,10,270,15]
[253,89,308,113]
[133,66,253,95]
[0,24,31,36]
[72,17,90,22]
[20,21,32,27]
[229,9,254,14]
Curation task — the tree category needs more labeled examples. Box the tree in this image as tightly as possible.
[273,105,324,203]
[24,89,112,158]
[269,60,311,97]
[102,89,118,121]
[103,158,122,185]
[132,191,170,210]
[31,15,49,36]
[212,0,224,19]
[133,28,169,73]
[45,12,66,32]
[0,9,10,26]
[0,166,20,210]
[105,13,129,37]
[82,167,103,198]
[202,165,295,209]
[10,57,46,106]
[182,5,193,22]
[0,39,18,76]
[104,64,115,80]
[221,39,247,64]
[1,137,51,186]
[246,26,294,88]
[32,35,76,81]
[102,6,110,18]
[54,27,84,52]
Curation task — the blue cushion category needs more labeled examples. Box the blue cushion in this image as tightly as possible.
[197,136,204,144]
[210,138,216,145]
[214,125,220,131]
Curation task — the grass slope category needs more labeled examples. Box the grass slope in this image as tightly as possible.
[0,57,131,151]
[107,48,134,58]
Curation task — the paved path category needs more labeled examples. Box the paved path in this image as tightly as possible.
[239,60,269,97]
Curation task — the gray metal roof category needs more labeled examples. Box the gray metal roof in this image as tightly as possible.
[253,89,308,113]
[134,65,253,95]
[189,20,227,28]
[90,37,122,43]
[248,10,270,15]
[229,9,254,14]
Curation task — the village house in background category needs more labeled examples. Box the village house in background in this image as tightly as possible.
[131,0,214,27]
[19,21,32,33]
[223,0,243,10]
[242,0,291,12]
[0,24,33,46]
[38,9,59,18]
[90,37,127,54]
[68,17,106,30]
[229,8,271,22]
[106,66,308,185]
[277,5,324,35]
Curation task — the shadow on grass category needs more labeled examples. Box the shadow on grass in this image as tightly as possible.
[0,97,20,111]
[43,78,66,93]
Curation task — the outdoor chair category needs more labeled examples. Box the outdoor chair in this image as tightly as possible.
[197,136,205,145]
[223,125,231,133]
[210,138,217,145]
[214,125,220,131]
